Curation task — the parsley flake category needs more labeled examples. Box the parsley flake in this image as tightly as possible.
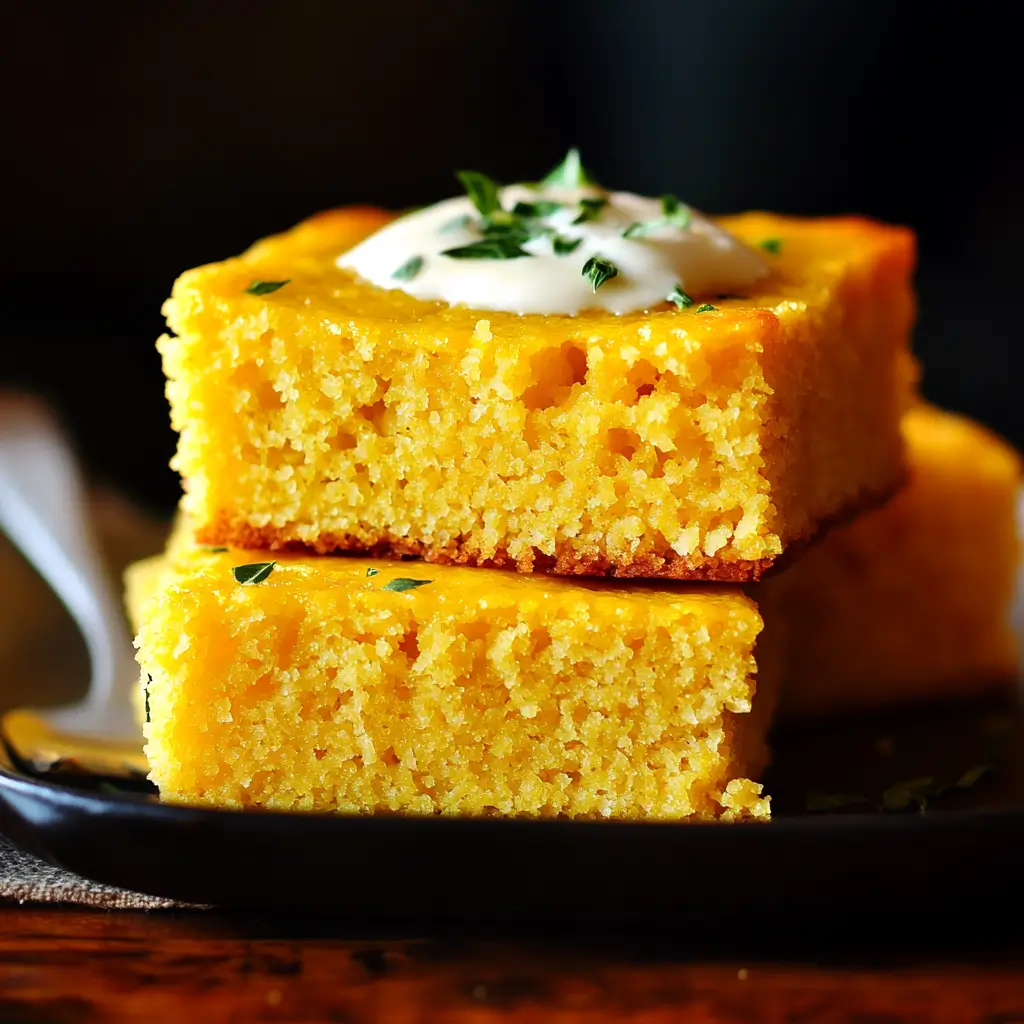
[956,764,995,790]
[512,200,562,219]
[573,196,608,225]
[624,194,693,238]
[232,561,276,585]
[206,546,229,553]
[144,674,152,724]
[541,147,598,189]
[582,255,618,292]
[392,255,424,282]
[695,303,717,313]
[456,170,502,218]
[553,235,582,256]
[365,567,379,578]
[382,577,433,593]
[668,285,693,309]
[759,238,783,254]
[806,792,869,814]
[442,238,532,260]
[245,279,290,296]
[881,777,946,813]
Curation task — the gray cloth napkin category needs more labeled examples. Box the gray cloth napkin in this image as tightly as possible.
[0,492,181,909]
[0,833,188,909]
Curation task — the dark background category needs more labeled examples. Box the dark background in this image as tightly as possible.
[2,0,1020,513]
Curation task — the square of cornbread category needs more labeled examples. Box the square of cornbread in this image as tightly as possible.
[780,405,1022,719]
[160,208,915,582]
[127,531,774,820]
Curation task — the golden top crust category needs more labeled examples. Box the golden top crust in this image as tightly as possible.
[168,206,915,360]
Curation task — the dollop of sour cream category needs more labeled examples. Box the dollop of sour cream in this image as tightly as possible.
[337,185,769,316]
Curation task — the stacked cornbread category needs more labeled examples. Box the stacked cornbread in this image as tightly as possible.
[129,153,1019,820]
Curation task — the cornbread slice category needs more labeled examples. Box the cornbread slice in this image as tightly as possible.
[780,405,1022,718]
[160,208,915,581]
[127,537,774,820]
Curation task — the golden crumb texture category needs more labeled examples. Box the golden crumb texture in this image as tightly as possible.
[160,208,916,582]
[780,404,1022,718]
[128,532,772,821]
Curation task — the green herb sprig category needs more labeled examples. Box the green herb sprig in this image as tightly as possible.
[233,561,276,585]
[382,577,433,593]
[245,280,290,296]
[573,196,608,225]
[582,255,618,292]
[392,255,424,281]
[668,285,693,309]
[541,148,598,189]
[623,194,693,239]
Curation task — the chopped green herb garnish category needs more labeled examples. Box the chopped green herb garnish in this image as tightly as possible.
[573,196,608,225]
[440,213,474,233]
[512,200,562,219]
[541,147,598,189]
[552,235,582,256]
[456,170,502,218]
[956,764,995,790]
[206,546,229,553]
[667,285,693,309]
[441,238,532,260]
[232,561,276,585]
[245,279,290,296]
[582,255,618,292]
[365,567,379,578]
[759,238,783,254]
[144,674,152,724]
[382,577,433,593]
[695,303,717,313]
[660,194,693,229]
[392,255,424,281]
[882,777,946,813]
[623,194,693,238]
[806,792,869,814]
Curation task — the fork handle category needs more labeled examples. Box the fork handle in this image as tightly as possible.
[0,393,136,714]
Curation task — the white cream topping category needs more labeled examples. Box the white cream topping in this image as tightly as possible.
[336,185,770,316]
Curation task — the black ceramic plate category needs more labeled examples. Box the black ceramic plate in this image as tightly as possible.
[2,697,1023,927]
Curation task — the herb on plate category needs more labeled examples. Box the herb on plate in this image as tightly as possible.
[759,238,783,254]
[695,303,717,313]
[805,792,869,814]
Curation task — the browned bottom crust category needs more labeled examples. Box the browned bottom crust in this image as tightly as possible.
[195,474,905,583]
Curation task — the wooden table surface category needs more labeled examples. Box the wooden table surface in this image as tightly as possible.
[2,907,1024,1023]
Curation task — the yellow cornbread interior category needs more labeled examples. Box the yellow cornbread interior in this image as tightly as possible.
[781,405,1022,718]
[128,538,771,820]
[160,209,914,579]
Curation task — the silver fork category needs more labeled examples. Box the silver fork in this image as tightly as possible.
[0,394,145,777]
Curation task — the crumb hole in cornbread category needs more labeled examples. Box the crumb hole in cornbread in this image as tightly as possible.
[522,342,588,410]
[624,358,662,403]
[229,360,285,412]
[397,627,420,664]
[326,430,357,451]
[358,398,388,433]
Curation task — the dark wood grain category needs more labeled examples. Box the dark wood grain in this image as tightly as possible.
[2,908,1024,1023]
